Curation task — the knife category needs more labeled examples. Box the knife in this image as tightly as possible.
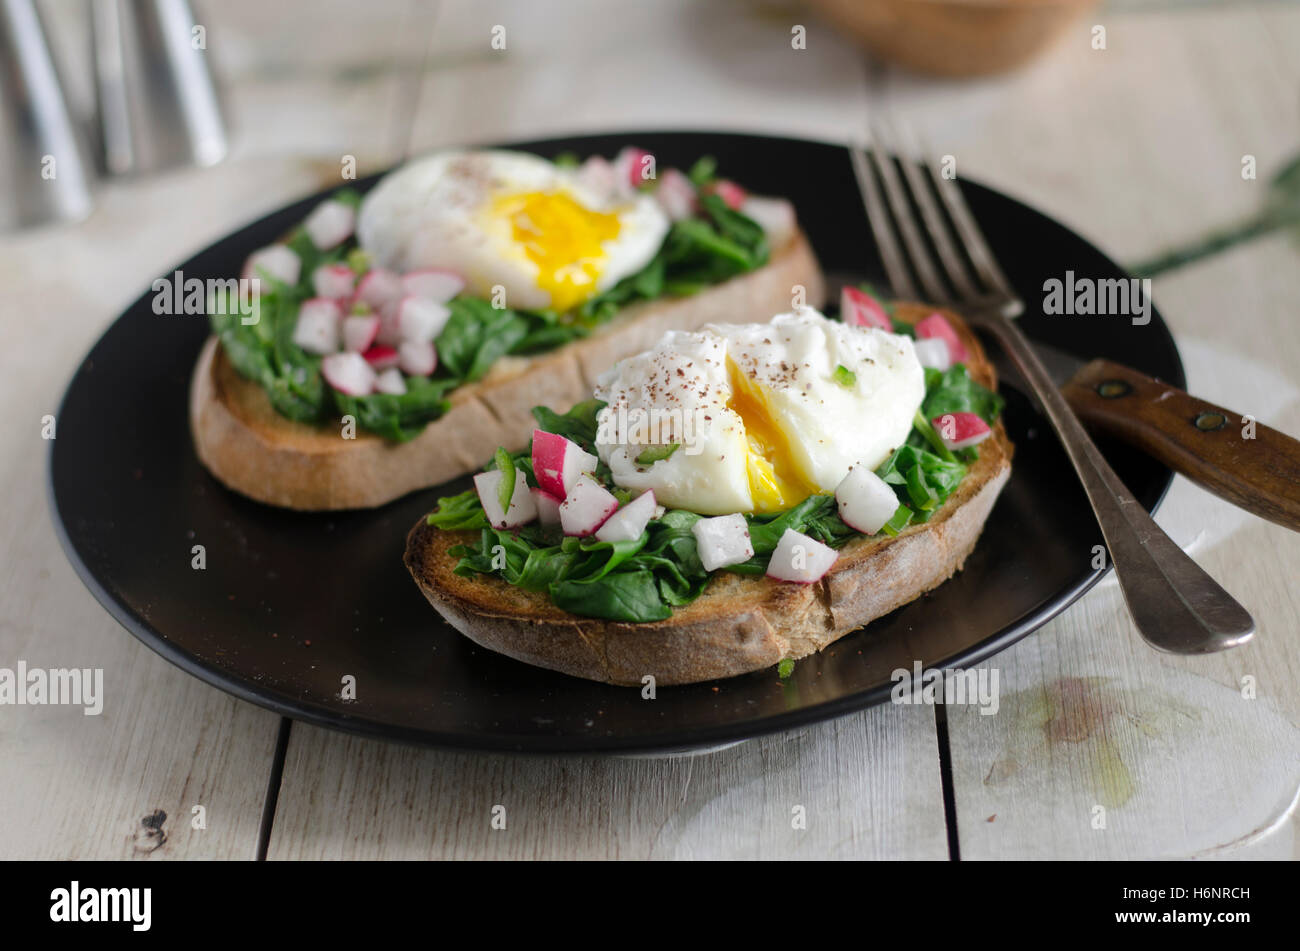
[999,339,1300,533]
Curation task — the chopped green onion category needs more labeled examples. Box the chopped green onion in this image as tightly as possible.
[879,504,914,537]
[346,247,370,274]
[552,151,580,168]
[494,447,516,512]
[635,443,680,465]
[686,155,717,186]
[777,658,795,679]
[912,409,957,463]
[833,364,857,388]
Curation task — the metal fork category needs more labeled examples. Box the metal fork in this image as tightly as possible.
[850,124,1254,654]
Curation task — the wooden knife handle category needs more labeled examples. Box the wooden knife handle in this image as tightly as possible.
[1061,358,1300,532]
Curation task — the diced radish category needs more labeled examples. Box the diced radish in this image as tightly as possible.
[302,199,355,250]
[916,312,969,364]
[766,528,838,583]
[691,513,754,572]
[312,263,356,299]
[835,466,900,535]
[595,490,656,543]
[243,244,300,287]
[474,469,537,530]
[397,339,437,376]
[932,412,992,451]
[531,430,598,499]
[342,314,381,353]
[913,337,951,371]
[374,367,406,396]
[401,268,465,303]
[559,475,620,537]
[706,179,747,210]
[362,345,400,370]
[354,268,403,309]
[291,298,342,355]
[531,487,562,526]
[739,196,795,247]
[655,168,697,221]
[374,299,403,347]
[397,295,451,344]
[321,351,376,396]
[614,146,654,192]
[841,286,891,330]
[575,155,617,198]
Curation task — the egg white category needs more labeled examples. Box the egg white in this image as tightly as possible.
[356,150,669,312]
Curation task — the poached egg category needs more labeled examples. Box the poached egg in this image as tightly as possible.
[593,309,925,515]
[356,150,669,313]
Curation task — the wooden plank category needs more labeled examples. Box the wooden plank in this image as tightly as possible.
[268,701,949,860]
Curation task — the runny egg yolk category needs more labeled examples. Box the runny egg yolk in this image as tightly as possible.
[725,357,821,515]
[494,190,621,312]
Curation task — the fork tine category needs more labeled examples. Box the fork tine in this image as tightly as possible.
[849,141,918,301]
[920,132,1021,313]
[890,121,981,302]
[867,121,950,304]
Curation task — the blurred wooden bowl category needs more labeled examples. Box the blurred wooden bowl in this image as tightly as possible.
[806,0,1099,77]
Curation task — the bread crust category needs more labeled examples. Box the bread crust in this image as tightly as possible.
[190,230,825,510]
[404,302,1013,685]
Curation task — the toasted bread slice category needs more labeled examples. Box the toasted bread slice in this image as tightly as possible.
[190,231,823,510]
[404,303,1013,685]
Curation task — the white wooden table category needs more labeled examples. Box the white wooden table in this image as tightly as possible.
[3,0,1297,860]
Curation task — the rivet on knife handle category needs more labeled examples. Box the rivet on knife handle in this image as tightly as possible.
[1062,358,1300,533]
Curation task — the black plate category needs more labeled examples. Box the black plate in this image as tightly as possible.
[49,132,1182,753]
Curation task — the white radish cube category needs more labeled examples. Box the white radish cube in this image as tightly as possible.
[312,263,356,299]
[291,298,341,355]
[401,269,465,303]
[397,339,437,376]
[835,466,900,535]
[342,314,381,352]
[397,296,451,343]
[933,411,992,451]
[655,168,696,221]
[595,490,656,543]
[740,196,796,248]
[913,337,951,371]
[531,430,598,499]
[474,469,537,530]
[916,312,969,364]
[303,199,355,250]
[614,146,654,192]
[559,475,619,537]
[531,487,562,526]
[354,268,403,309]
[691,513,754,571]
[374,367,407,395]
[321,351,375,396]
[243,244,300,287]
[766,528,838,583]
[576,155,617,198]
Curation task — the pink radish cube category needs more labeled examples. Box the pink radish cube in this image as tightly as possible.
[841,286,891,330]
[292,298,342,355]
[374,367,406,396]
[614,146,655,191]
[531,487,562,526]
[655,168,697,221]
[559,476,620,537]
[354,268,403,309]
[362,345,400,370]
[342,314,381,353]
[397,296,451,344]
[321,351,375,396]
[243,245,301,287]
[707,179,747,210]
[766,528,838,583]
[932,412,992,451]
[916,312,969,365]
[401,268,465,303]
[835,466,899,535]
[531,429,598,499]
[397,339,437,376]
[740,196,795,247]
[303,199,355,250]
[691,513,754,571]
[913,337,951,371]
[312,263,356,299]
[595,490,657,543]
[474,470,537,530]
